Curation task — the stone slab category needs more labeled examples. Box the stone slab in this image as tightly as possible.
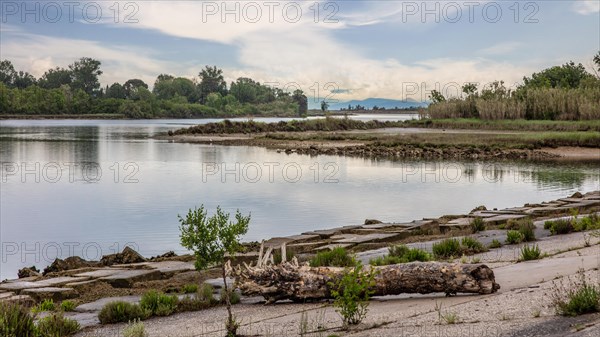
[0,281,46,291]
[0,294,34,306]
[442,217,472,227]
[314,243,355,251]
[99,269,162,288]
[74,268,127,278]
[334,233,405,244]
[36,276,89,287]
[483,214,528,225]
[286,242,327,254]
[0,291,15,299]
[65,279,100,289]
[22,287,77,302]
[75,295,141,312]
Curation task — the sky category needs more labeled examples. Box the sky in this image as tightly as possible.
[0,0,599,102]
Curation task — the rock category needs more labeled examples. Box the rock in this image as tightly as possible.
[100,247,146,266]
[43,257,97,275]
[18,266,41,278]
[471,205,487,212]
[571,192,583,198]
[149,251,177,261]
[364,219,382,225]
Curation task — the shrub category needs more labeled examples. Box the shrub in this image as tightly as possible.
[548,219,574,235]
[575,213,600,231]
[388,245,410,258]
[543,220,553,230]
[506,230,524,244]
[519,222,536,242]
[432,238,461,259]
[461,237,486,254]
[470,217,486,233]
[32,299,55,313]
[520,244,542,261]
[123,319,148,337]
[140,290,178,317]
[0,302,36,337]
[310,247,356,267]
[489,239,502,248]
[551,271,600,316]
[220,289,241,305]
[60,300,76,312]
[369,246,431,266]
[98,301,148,324]
[403,248,432,262]
[329,264,375,327]
[198,283,216,304]
[182,284,198,294]
[36,313,80,337]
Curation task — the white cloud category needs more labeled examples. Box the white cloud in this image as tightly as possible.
[479,42,522,55]
[572,1,600,15]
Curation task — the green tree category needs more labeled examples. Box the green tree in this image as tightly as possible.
[462,83,478,97]
[106,83,127,99]
[179,205,250,337]
[38,67,72,89]
[0,60,17,85]
[172,77,199,103]
[429,90,446,103]
[522,61,593,89]
[69,57,102,95]
[13,71,36,89]
[593,51,600,79]
[198,66,227,103]
[123,79,148,99]
[292,89,308,116]
[321,100,329,112]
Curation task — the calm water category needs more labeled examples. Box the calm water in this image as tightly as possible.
[1,115,599,279]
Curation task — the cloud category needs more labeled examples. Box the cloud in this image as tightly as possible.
[572,1,600,15]
[479,42,522,55]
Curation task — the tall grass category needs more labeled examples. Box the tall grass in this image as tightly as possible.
[424,88,600,121]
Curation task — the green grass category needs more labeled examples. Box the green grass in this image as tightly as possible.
[0,302,37,337]
[470,217,486,233]
[98,301,149,324]
[60,300,76,312]
[552,272,600,316]
[520,245,542,261]
[432,239,462,259]
[489,239,502,249]
[369,245,431,266]
[506,230,524,244]
[182,284,198,294]
[32,299,55,313]
[310,247,356,267]
[461,237,486,254]
[405,118,600,132]
[123,319,147,337]
[36,313,80,336]
[140,290,178,317]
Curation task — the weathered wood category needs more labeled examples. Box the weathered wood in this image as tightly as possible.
[233,261,500,304]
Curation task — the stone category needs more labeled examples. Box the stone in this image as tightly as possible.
[364,219,382,225]
[99,269,162,288]
[64,279,100,290]
[100,246,146,266]
[333,233,405,244]
[75,295,141,312]
[1,294,35,306]
[22,287,77,302]
[483,214,528,225]
[74,268,127,278]
[286,242,327,254]
[0,281,46,291]
[18,266,41,278]
[43,256,97,275]
[0,292,15,300]
[570,192,583,198]
[314,243,355,251]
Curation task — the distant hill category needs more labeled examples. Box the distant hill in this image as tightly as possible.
[309,98,429,110]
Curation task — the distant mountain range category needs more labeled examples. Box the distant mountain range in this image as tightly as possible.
[308,98,429,110]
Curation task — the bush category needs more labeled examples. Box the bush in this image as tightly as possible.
[98,301,148,324]
[198,283,216,304]
[140,290,178,317]
[369,246,431,266]
[32,299,55,313]
[403,248,432,262]
[182,284,198,294]
[36,313,80,337]
[548,219,574,235]
[575,213,600,231]
[461,237,486,254]
[470,217,486,233]
[123,319,148,337]
[520,244,542,261]
[0,302,37,337]
[552,271,600,316]
[432,238,461,259]
[310,247,356,267]
[518,220,536,242]
[329,264,375,327]
[489,239,502,248]
[388,245,410,258]
[506,230,524,244]
[60,300,76,312]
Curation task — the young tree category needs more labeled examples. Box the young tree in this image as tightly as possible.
[292,89,308,116]
[320,100,329,112]
[429,90,446,104]
[198,66,227,103]
[69,57,102,95]
[179,205,250,337]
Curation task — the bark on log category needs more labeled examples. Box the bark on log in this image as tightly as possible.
[233,261,500,304]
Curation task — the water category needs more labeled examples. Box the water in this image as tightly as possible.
[1,115,598,279]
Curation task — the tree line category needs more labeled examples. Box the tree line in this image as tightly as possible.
[0,58,308,118]
[426,53,600,120]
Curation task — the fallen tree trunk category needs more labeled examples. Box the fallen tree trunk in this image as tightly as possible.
[232,261,500,303]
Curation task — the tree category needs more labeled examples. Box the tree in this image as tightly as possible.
[69,57,102,95]
[12,71,36,89]
[320,100,329,112]
[429,90,445,103]
[522,61,593,89]
[39,67,72,89]
[593,51,600,79]
[105,83,126,99]
[292,89,308,116]
[198,66,227,103]
[0,60,16,85]
[123,79,148,99]
[462,83,478,97]
[179,205,250,337]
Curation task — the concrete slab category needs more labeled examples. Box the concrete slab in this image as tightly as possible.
[36,276,89,287]
[1,294,34,306]
[99,269,162,288]
[334,233,406,244]
[74,269,127,278]
[442,217,472,227]
[64,279,100,289]
[0,291,15,299]
[483,214,528,225]
[21,287,77,302]
[75,295,141,312]
[286,242,327,254]
[0,281,46,291]
[314,243,355,251]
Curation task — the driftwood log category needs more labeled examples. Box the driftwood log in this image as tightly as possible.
[232,260,500,304]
